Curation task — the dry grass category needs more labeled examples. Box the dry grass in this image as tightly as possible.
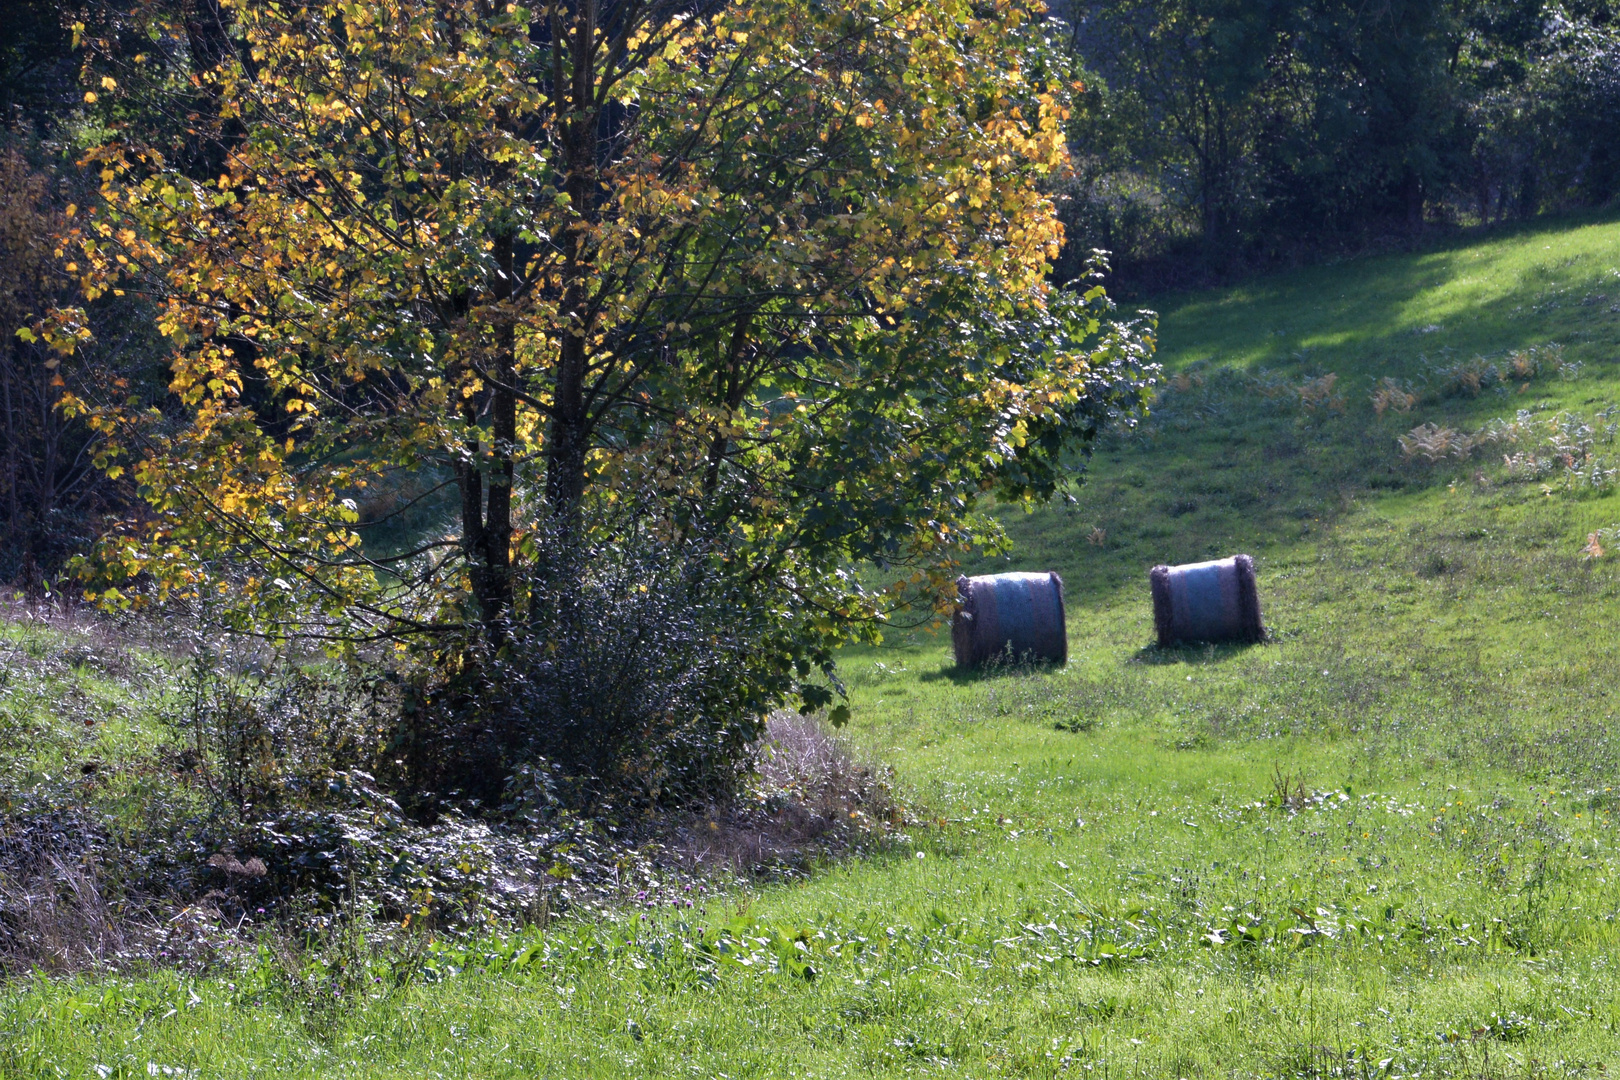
[0,594,148,680]
[1398,422,1471,462]
[663,712,904,878]
[1297,372,1344,413]
[0,855,160,976]
[1370,376,1416,415]
[0,804,189,976]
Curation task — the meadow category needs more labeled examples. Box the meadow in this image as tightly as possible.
[5,211,1620,1077]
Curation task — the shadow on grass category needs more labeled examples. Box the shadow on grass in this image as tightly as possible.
[1130,640,1267,666]
[1148,206,1620,381]
[916,659,1066,686]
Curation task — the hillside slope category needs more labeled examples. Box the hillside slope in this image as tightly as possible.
[7,213,1620,1078]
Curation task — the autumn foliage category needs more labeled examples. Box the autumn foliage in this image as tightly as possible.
[48,0,1155,795]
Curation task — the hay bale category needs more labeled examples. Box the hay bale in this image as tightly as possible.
[1148,554,1264,647]
[952,572,1067,668]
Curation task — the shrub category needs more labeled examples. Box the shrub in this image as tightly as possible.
[165,641,397,821]
[389,515,820,813]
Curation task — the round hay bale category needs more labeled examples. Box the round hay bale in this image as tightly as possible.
[1148,554,1264,647]
[952,572,1067,669]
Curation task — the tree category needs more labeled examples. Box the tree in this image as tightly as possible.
[1071,0,1290,253]
[1290,0,1472,235]
[0,0,78,132]
[50,0,1154,711]
[1062,0,1619,281]
[3,142,170,585]
[1,148,100,582]
[1461,9,1620,219]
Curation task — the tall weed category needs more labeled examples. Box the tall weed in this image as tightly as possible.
[1397,407,1620,495]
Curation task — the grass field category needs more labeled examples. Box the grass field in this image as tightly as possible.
[6,211,1620,1078]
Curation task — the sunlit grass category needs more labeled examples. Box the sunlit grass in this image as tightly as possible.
[7,210,1620,1076]
[1152,210,1620,377]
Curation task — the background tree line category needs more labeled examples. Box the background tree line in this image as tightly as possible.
[1052,0,1620,289]
[1,0,169,584]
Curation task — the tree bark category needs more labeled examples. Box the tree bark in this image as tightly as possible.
[1404,167,1425,236]
[452,229,519,645]
[543,0,598,525]
[482,235,518,639]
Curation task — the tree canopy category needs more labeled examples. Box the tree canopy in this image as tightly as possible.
[49,0,1155,686]
[1059,0,1620,284]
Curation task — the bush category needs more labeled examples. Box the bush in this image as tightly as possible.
[162,637,398,822]
[0,581,906,963]
[389,515,819,813]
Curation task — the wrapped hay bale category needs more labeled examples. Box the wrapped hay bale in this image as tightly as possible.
[952,572,1067,669]
[1148,554,1264,647]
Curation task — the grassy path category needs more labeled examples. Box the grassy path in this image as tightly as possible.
[7,212,1620,1077]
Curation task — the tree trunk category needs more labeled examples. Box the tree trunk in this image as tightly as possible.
[455,402,491,634]
[452,232,519,646]
[1403,167,1424,237]
[546,324,588,519]
[543,0,598,526]
[3,343,18,544]
[702,312,755,501]
[482,235,518,640]
[181,0,239,182]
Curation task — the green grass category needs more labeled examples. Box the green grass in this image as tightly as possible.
[8,211,1620,1078]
